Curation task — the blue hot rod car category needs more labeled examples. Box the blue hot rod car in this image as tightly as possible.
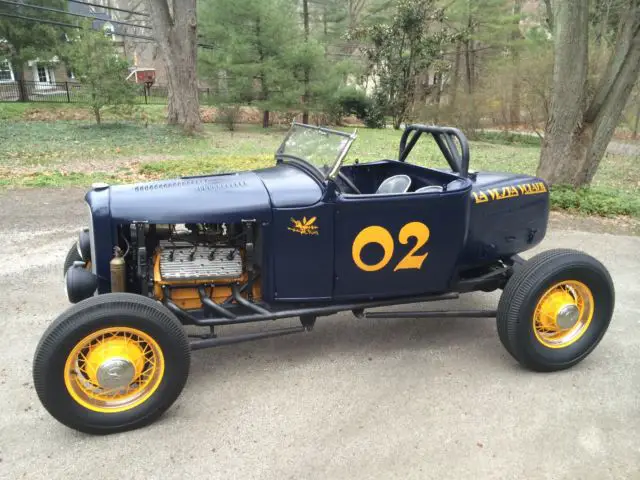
[34,124,614,434]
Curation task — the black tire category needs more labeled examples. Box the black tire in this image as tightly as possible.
[63,242,82,277]
[497,249,614,372]
[33,293,190,434]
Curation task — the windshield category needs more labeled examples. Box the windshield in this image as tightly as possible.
[276,123,356,179]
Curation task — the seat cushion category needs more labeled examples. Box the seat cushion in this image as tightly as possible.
[376,174,412,194]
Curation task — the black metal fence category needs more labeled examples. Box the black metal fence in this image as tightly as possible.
[0,81,215,104]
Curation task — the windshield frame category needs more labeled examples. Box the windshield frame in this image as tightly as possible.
[275,123,357,182]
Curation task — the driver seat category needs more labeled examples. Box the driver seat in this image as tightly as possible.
[376,175,411,194]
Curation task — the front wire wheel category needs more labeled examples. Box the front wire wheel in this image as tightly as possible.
[33,293,190,434]
[497,249,614,372]
[64,327,165,413]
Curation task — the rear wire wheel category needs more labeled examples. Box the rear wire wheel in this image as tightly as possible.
[33,293,190,434]
[532,280,594,348]
[497,249,614,372]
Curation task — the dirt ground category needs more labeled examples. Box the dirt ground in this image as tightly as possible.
[0,187,639,479]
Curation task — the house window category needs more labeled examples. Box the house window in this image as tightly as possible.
[32,63,55,85]
[37,65,49,83]
[37,65,48,83]
[0,60,14,83]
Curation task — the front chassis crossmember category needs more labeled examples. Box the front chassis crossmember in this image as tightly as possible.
[159,260,514,351]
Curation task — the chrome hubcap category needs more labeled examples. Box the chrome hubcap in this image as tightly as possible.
[556,304,580,329]
[96,357,135,389]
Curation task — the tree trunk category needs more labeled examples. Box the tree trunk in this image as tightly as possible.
[146,0,201,134]
[543,0,553,33]
[510,52,521,126]
[15,68,27,102]
[433,73,442,104]
[432,72,443,124]
[510,0,523,126]
[538,0,591,184]
[464,41,478,131]
[464,2,478,131]
[464,0,474,96]
[634,100,640,139]
[302,0,310,125]
[323,2,328,43]
[538,0,640,187]
[94,107,101,125]
[450,42,461,109]
[464,39,473,95]
[255,16,270,129]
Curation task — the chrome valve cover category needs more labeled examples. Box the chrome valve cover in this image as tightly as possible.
[158,241,243,281]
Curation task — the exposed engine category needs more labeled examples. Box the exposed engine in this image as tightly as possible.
[117,222,260,309]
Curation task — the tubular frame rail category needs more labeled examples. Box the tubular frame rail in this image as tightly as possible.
[162,260,513,350]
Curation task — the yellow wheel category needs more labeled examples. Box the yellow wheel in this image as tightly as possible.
[64,327,165,413]
[497,249,614,371]
[34,293,190,434]
[532,281,594,349]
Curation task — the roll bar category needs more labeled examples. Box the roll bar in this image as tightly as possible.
[399,125,470,178]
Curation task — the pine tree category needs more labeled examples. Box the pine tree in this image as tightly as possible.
[291,0,361,122]
[200,0,370,126]
[199,0,300,127]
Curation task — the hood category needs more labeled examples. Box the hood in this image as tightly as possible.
[254,163,324,208]
[105,171,272,224]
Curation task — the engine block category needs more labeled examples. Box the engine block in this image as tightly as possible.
[157,240,243,281]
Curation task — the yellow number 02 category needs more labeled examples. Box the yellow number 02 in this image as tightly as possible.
[351,222,430,272]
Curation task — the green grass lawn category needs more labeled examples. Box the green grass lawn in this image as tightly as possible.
[0,116,638,217]
[0,103,169,122]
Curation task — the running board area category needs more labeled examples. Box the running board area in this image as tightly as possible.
[190,326,306,351]
[176,290,497,350]
[166,287,460,328]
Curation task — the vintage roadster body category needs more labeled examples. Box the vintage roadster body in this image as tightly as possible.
[34,124,615,434]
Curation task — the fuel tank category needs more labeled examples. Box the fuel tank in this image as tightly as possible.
[459,171,549,268]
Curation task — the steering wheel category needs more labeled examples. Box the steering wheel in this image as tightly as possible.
[338,171,361,194]
[318,164,361,194]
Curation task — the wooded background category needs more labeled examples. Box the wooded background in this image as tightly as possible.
[1,0,639,188]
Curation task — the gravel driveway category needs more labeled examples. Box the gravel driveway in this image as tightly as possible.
[0,188,638,480]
